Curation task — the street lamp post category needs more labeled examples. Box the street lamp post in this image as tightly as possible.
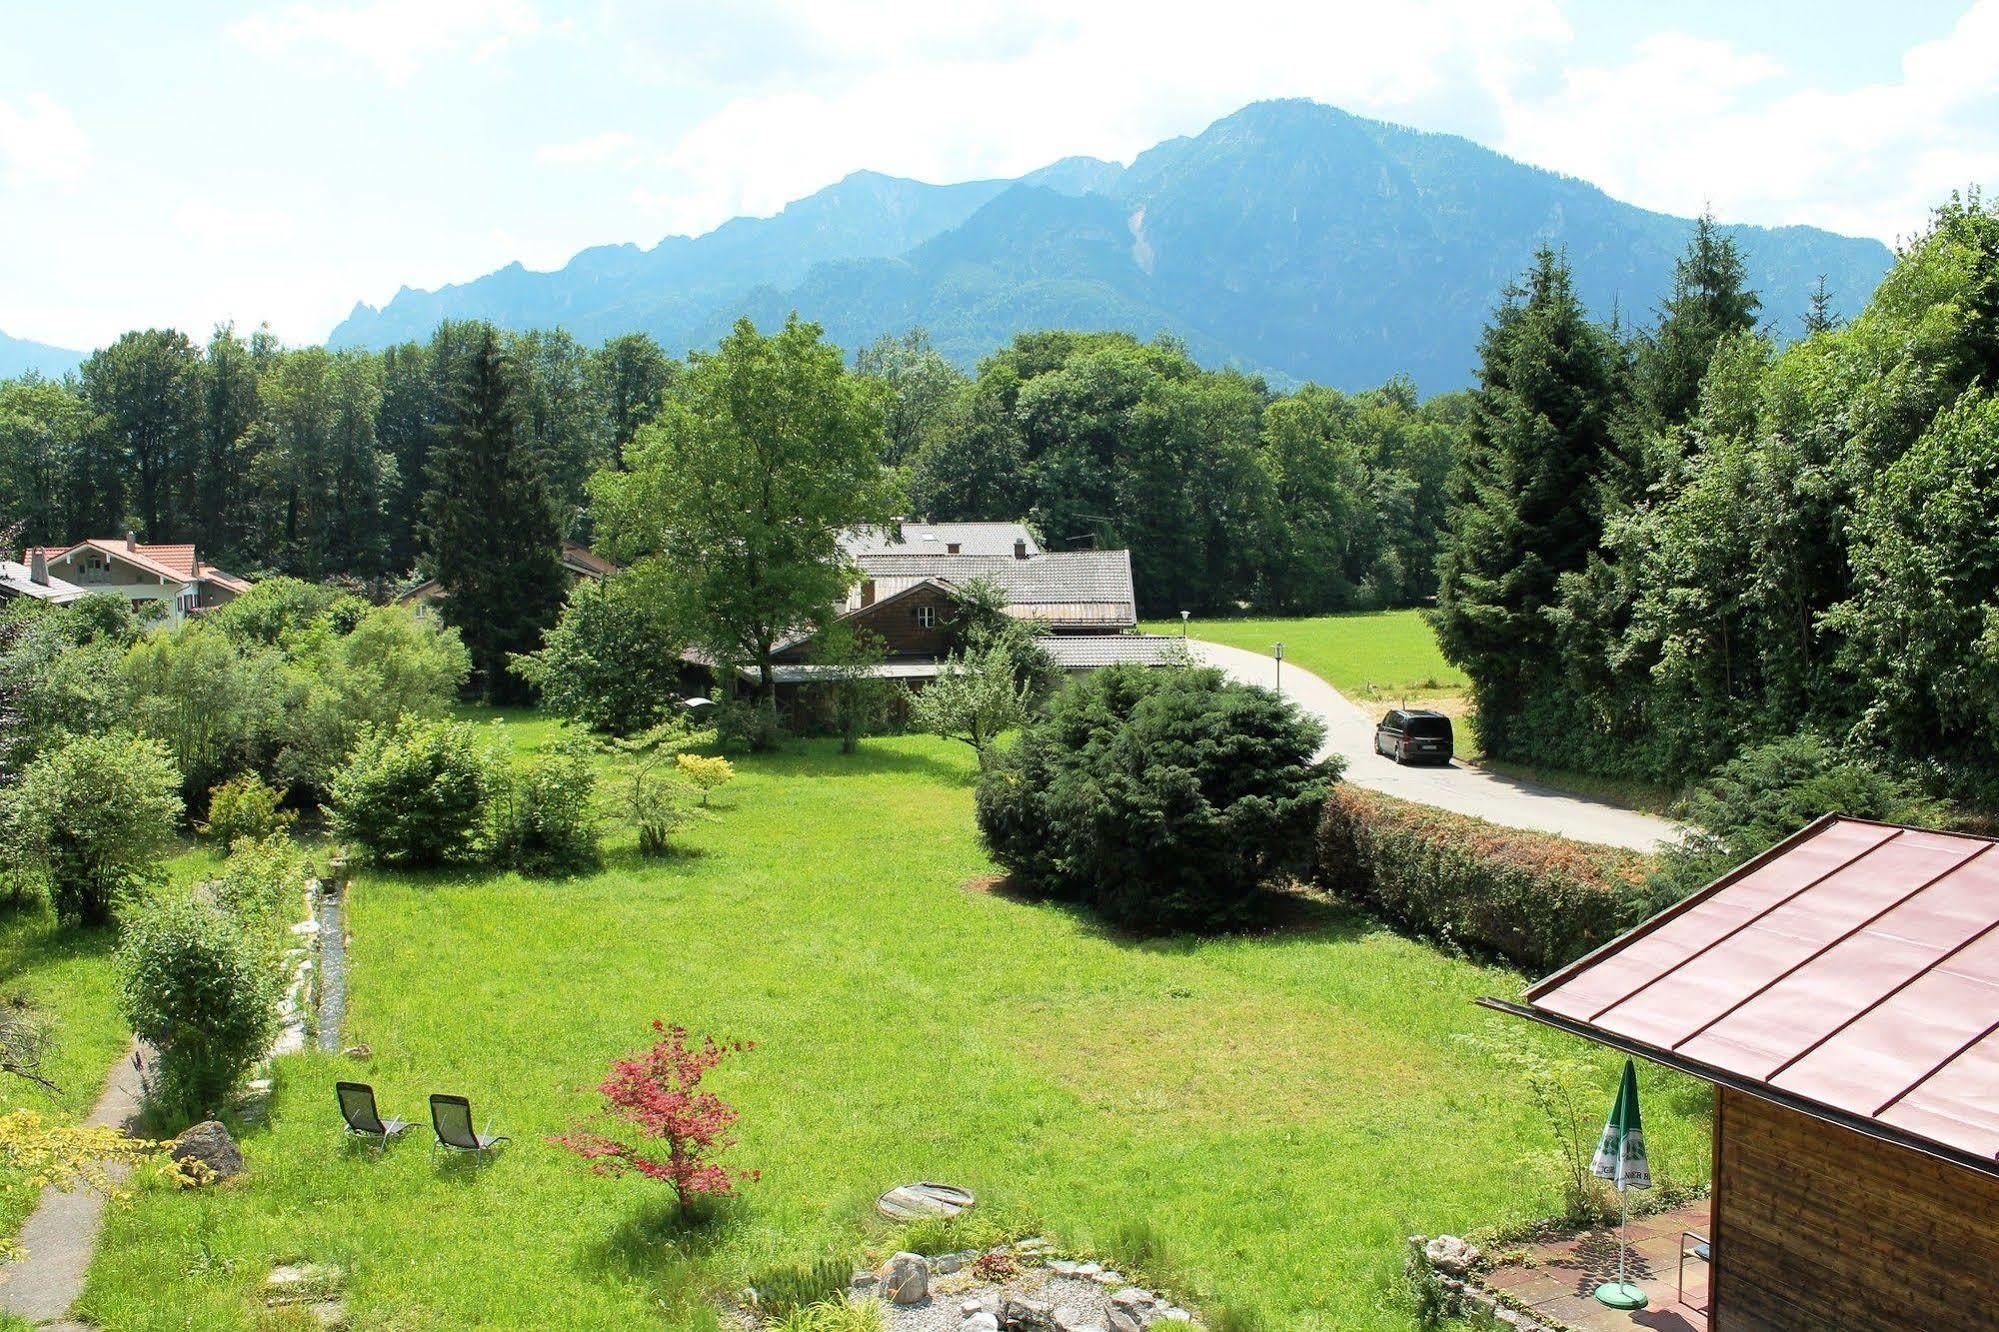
[1179,610,1190,639]
[1274,641,1284,697]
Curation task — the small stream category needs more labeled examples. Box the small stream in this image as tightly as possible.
[315,879,347,1051]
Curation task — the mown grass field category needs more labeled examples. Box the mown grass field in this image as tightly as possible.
[78,721,1708,1330]
[1141,610,1467,701]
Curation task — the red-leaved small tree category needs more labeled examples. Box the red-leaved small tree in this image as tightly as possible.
[552,1021,757,1213]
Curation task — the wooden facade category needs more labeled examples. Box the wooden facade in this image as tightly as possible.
[1711,1087,1999,1332]
[772,582,960,663]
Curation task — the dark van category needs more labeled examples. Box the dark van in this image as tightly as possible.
[1375,709,1454,765]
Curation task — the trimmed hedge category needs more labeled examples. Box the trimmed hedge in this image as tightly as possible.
[1314,786,1655,973]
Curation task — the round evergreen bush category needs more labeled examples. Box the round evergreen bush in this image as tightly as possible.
[327,717,492,867]
[977,665,1334,932]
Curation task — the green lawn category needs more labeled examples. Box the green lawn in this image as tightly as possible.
[80,724,1707,1330]
[1142,610,1468,700]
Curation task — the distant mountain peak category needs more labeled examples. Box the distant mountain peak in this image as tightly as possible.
[0,329,86,379]
[326,97,1892,389]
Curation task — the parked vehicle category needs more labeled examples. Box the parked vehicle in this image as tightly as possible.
[1375,709,1454,765]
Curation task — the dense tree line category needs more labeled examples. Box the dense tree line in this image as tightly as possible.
[1436,196,1999,807]
[2,321,1467,621]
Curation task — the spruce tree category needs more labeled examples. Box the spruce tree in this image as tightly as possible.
[1434,248,1624,759]
[1801,275,1842,336]
[422,328,565,704]
[1634,212,1762,428]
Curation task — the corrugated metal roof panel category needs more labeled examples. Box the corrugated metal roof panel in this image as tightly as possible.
[1525,816,1999,1170]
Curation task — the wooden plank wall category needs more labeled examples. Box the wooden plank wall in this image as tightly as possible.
[1713,1087,1999,1331]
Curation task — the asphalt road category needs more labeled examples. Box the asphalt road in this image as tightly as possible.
[1190,640,1681,852]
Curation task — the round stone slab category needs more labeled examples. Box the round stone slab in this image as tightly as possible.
[876,1182,976,1220]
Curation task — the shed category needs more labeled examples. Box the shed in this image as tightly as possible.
[1484,815,1999,1332]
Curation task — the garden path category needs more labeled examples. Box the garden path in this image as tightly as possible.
[0,1041,144,1329]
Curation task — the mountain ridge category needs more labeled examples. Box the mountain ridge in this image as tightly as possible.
[0,330,85,379]
[329,99,1894,390]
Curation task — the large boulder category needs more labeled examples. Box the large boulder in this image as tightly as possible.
[170,1120,244,1181]
[879,1251,930,1304]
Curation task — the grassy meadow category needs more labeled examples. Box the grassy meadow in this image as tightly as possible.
[75,720,1709,1330]
[1141,610,1467,702]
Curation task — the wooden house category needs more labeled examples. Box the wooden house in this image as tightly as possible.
[1487,815,1999,1331]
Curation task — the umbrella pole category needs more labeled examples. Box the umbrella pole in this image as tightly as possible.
[1594,1180,1648,1309]
[1619,1184,1628,1289]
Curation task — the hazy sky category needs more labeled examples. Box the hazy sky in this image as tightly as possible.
[3,1,1994,350]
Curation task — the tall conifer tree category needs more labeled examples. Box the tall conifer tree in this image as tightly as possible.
[1434,248,1624,758]
[422,328,565,703]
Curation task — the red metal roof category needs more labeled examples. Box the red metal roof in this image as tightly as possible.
[1522,816,1999,1173]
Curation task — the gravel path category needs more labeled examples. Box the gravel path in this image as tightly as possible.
[1189,639,1681,852]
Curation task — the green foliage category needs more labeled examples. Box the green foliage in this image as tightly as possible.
[327,717,492,868]
[602,722,713,857]
[978,665,1332,931]
[200,774,295,844]
[1650,733,1952,908]
[1315,786,1654,972]
[1433,248,1625,762]
[9,731,183,927]
[120,623,286,801]
[486,746,602,876]
[909,641,1033,759]
[805,620,897,753]
[422,327,567,704]
[763,1299,884,1332]
[511,571,686,735]
[590,315,902,705]
[208,578,344,649]
[115,894,280,1124]
[277,603,470,793]
[746,1257,851,1320]
[210,834,310,946]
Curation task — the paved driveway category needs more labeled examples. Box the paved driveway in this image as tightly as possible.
[1189,640,1681,852]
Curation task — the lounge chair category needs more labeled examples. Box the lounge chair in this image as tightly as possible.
[429,1093,510,1161]
[335,1081,410,1146]
[1678,1229,1711,1313]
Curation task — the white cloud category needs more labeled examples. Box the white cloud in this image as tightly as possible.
[0,93,90,188]
[536,131,640,166]
[1492,2,1999,242]
[229,0,544,86]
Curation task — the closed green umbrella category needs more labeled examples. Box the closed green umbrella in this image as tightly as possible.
[1590,1058,1651,1309]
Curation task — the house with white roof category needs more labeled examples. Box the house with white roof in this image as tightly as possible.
[0,551,88,606]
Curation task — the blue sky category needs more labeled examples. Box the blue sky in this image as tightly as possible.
[2,1,1993,350]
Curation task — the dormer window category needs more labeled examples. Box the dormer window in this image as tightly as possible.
[915,605,937,629]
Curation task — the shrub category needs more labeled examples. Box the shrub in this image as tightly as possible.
[121,624,287,801]
[510,572,687,735]
[201,774,295,844]
[1648,731,1953,909]
[805,620,897,753]
[713,695,784,753]
[551,1020,757,1214]
[327,717,492,868]
[910,640,1032,759]
[1315,787,1653,972]
[766,1300,884,1332]
[978,666,1331,931]
[208,577,344,648]
[747,1258,850,1320]
[674,753,734,806]
[116,894,281,1123]
[605,723,714,856]
[211,834,310,943]
[486,747,602,876]
[10,731,183,926]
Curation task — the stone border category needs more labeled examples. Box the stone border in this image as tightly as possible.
[846,1238,1203,1331]
[1409,1234,1576,1332]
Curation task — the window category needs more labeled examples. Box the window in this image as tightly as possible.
[915,605,937,629]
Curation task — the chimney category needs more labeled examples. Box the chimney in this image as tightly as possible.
[29,550,46,586]
[1013,538,1028,560]
[859,578,876,608]
[125,530,136,552]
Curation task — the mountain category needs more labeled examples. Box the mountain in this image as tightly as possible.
[330,100,1894,391]
[0,330,85,379]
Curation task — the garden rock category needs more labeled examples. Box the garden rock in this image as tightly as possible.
[1051,1305,1100,1332]
[171,1120,244,1180]
[1108,1311,1144,1332]
[881,1252,930,1304]
[1003,1294,1054,1329]
[1425,1235,1481,1277]
[966,1316,1000,1332]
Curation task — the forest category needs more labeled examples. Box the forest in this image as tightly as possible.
[1434,192,1999,808]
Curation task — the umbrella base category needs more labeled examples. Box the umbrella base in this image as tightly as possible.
[1594,1281,1649,1310]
